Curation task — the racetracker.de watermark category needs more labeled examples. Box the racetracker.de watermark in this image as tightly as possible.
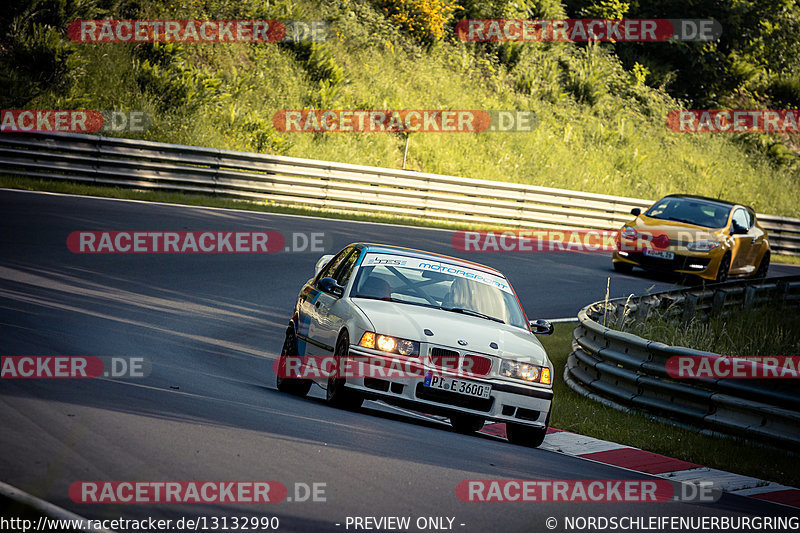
[69,481,326,504]
[1,110,150,133]
[1,356,150,379]
[68,19,328,43]
[272,110,537,133]
[70,481,287,503]
[666,356,800,379]
[456,19,721,42]
[668,110,800,133]
[457,479,721,503]
[451,230,671,253]
[274,354,494,380]
[66,231,330,253]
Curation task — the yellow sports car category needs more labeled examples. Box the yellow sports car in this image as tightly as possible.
[612,194,770,282]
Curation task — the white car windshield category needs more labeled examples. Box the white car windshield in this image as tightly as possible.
[351,253,527,329]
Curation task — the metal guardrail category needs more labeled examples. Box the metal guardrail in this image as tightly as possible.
[1,131,799,256]
[565,276,800,447]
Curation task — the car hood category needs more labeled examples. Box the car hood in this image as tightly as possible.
[351,298,549,365]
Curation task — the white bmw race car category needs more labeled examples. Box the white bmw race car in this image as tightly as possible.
[276,243,555,447]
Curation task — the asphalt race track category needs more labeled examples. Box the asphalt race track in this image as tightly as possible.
[1,188,798,532]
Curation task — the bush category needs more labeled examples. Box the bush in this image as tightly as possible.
[378,0,461,43]
[133,43,230,112]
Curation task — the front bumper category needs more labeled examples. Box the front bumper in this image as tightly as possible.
[613,249,721,280]
[342,346,553,428]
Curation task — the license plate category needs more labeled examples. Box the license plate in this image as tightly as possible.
[643,248,674,260]
[423,374,491,399]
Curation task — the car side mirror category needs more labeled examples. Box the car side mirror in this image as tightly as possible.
[318,277,344,297]
[730,222,747,235]
[630,208,641,216]
[529,319,554,335]
[314,254,334,277]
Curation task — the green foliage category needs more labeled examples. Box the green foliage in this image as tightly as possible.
[576,0,629,19]
[306,44,346,86]
[766,76,800,109]
[133,43,230,112]
[0,0,147,107]
[631,62,647,86]
[561,41,609,106]
[377,0,462,43]
[225,110,290,154]
[5,0,799,218]
[0,0,77,107]
[281,41,347,107]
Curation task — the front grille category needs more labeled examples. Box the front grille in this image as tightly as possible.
[430,347,460,371]
[462,354,492,377]
[431,347,459,357]
[631,252,710,272]
[415,383,494,412]
[429,347,492,377]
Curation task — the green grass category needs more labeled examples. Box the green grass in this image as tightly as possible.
[624,305,800,357]
[773,254,800,265]
[19,0,800,219]
[539,323,800,488]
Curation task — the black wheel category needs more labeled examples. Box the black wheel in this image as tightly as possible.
[449,414,485,434]
[715,253,731,283]
[613,261,633,274]
[506,412,549,448]
[754,251,770,278]
[276,327,312,396]
[326,332,363,409]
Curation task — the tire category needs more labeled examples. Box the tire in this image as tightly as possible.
[715,252,731,283]
[754,251,770,278]
[506,412,549,448]
[450,414,485,434]
[613,261,633,274]
[276,328,312,397]
[326,332,363,409]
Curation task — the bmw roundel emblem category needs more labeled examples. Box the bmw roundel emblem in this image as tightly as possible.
[457,339,468,346]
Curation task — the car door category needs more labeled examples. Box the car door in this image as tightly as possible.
[729,208,758,275]
[313,248,361,356]
[300,247,351,356]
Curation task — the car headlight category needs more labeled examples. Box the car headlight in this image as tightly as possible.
[620,225,637,240]
[687,240,720,252]
[359,332,419,357]
[500,359,551,385]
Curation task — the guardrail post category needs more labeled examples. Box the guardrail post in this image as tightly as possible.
[777,280,789,304]
[711,289,726,316]
[744,286,756,308]
[92,135,102,184]
[212,151,221,195]
[681,294,697,325]
[634,296,651,322]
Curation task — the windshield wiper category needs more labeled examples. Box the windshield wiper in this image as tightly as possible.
[353,294,399,302]
[440,307,505,324]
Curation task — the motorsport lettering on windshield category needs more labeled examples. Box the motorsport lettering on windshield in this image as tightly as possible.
[363,254,510,292]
